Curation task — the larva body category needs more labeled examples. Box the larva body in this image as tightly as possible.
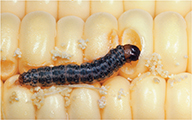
[19,44,140,87]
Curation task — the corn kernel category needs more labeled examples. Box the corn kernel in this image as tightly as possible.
[166,73,192,119]
[84,12,118,61]
[118,9,153,79]
[3,75,35,119]
[102,76,132,119]
[19,11,56,73]
[55,16,84,65]
[1,13,20,81]
[154,11,187,74]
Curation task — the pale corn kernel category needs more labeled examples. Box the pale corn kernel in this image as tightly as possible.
[102,76,132,119]
[68,88,100,119]
[1,0,25,19]
[26,0,58,19]
[185,11,192,73]
[84,12,118,61]
[154,11,187,74]
[156,0,191,17]
[124,0,155,18]
[19,11,56,73]
[36,93,67,119]
[1,13,20,81]
[130,73,166,119]
[118,9,153,79]
[58,0,90,21]
[56,16,84,65]
[166,73,192,119]
[3,75,35,119]
[91,0,123,19]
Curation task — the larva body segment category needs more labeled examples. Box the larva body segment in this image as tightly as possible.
[19,44,140,87]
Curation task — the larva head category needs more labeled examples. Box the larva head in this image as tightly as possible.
[123,44,140,63]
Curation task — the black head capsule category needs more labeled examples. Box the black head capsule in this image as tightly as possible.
[123,44,141,62]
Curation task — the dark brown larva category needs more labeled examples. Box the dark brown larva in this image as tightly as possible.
[19,44,140,87]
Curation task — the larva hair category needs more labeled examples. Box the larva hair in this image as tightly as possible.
[19,44,140,87]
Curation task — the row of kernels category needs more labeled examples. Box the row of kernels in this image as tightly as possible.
[1,13,20,80]
[130,72,192,119]
[2,73,191,119]
[1,10,191,81]
[2,0,192,20]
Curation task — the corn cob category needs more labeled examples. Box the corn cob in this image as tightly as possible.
[1,0,192,120]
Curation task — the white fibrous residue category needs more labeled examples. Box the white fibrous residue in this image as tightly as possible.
[99,86,108,95]
[78,39,89,50]
[31,86,73,109]
[13,48,22,58]
[168,74,188,87]
[117,88,126,99]
[30,84,105,109]
[145,53,169,78]
[51,47,73,61]
[98,96,106,108]
[9,91,19,103]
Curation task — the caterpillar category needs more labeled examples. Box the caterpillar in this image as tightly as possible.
[19,44,140,87]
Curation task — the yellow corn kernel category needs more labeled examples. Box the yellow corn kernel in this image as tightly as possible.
[118,9,153,79]
[26,0,58,20]
[130,72,165,119]
[84,12,118,61]
[166,73,192,119]
[1,0,25,19]
[154,11,187,74]
[156,0,191,17]
[185,11,192,73]
[58,0,90,21]
[19,11,56,73]
[68,88,100,119]
[37,93,67,119]
[102,76,132,119]
[55,16,84,65]
[91,0,123,19]
[3,75,35,119]
[1,13,20,81]
[124,0,155,18]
